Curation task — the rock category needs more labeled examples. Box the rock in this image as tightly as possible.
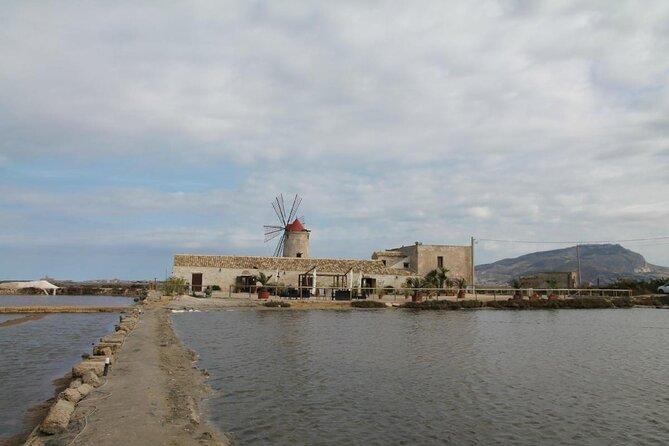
[69,379,83,389]
[59,388,82,403]
[92,346,113,358]
[101,333,126,344]
[77,383,93,397]
[72,361,105,378]
[94,343,119,355]
[40,399,75,434]
[88,355,113,364]
[82,370,101,387]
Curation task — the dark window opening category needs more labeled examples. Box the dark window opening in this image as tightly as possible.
[382,260,387,266]
[437,256,443,268]
[296,252,303,258]
[403,262,410,269]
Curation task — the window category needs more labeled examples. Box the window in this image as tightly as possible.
[437,256,443,268]
[382,260,386,266]
[296,252,303,258]
[403,262,410,269]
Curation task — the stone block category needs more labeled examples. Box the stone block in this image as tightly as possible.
[40,399,75,434]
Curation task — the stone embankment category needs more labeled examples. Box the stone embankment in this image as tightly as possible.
[23,302,228,446]
[29,311,140,439]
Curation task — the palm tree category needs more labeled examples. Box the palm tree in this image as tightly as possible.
[254,272,273,290]
[405,277,427,301]
[425,267,451,295]
[455,277,467,299]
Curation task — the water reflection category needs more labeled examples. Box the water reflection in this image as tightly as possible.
[173,309,669,446]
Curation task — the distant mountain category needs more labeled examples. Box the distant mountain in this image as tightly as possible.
[476,244,669,286]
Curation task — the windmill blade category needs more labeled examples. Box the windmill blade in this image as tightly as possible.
[272,194,287,226]
[264,225,285,242]
[287,194,302,224]
[274,232,286,257]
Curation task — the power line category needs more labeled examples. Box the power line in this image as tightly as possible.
[477,236,669,245]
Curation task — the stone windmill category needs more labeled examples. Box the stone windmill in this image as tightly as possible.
[264,194,310,258]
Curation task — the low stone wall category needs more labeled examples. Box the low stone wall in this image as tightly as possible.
[35,309,142,436]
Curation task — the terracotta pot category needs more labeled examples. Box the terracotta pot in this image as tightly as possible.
[457,290,466,299]
[412,294,424,302]
[258,290,270,300]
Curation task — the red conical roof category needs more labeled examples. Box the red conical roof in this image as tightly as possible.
[286,219,306,232]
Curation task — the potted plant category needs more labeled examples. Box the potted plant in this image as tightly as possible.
[255,272,273,299]
[455,277,467,299]
[405,277,427,302]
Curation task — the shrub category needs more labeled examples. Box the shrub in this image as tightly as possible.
[263,301,291,308]
[351,300,386,308]
[211,285,221,291]
[162,277,187,296]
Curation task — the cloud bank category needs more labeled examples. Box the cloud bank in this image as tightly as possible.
[1,0,668,279]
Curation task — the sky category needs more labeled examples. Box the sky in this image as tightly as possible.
[1,0,668,280]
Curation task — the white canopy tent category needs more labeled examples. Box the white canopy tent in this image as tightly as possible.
[0,280,59,295]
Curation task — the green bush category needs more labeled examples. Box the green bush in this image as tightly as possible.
[351,300,386,308]
[211,285,221,291]
[163,276,187,296]
[262,301,291,308]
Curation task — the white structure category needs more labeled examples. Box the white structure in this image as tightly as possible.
[0,280,59,295]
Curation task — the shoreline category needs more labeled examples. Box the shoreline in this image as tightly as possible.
[23,306,228,446]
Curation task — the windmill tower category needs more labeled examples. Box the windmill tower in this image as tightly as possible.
[264,194,310,258]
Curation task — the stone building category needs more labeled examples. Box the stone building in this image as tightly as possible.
[172,254,413,294]
[372,242,474,284]
[519,271,578,289]
[173,241,473,295]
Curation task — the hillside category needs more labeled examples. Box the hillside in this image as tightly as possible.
[476,244,669,286]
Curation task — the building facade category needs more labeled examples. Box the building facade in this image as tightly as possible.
[519,272,578,289]
[372,242,473,284]
[173,243,473,294]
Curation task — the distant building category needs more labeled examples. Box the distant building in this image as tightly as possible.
[172,242,473,294]
[519,272,578,289]
[172,254,413,294]
[372,242,473,284]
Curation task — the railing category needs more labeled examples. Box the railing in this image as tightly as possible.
[221,285,633,300]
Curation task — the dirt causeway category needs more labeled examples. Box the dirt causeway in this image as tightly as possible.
[27,308,228,446]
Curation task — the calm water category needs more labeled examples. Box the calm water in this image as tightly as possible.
[0,314,23,323]
[0,295,134,307]
[0,313,119,441]
[173,309,669,446]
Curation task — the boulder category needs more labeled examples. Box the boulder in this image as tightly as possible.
[101,333,126,344]
[72,361,105,378]
[94,343,119,355]
[40,399,75,434]
[93,346,114,358]
[88,355,113,364]
[69,379,83,389]
[82,370,101,387]
[59,388,82,403]
[77,383,93,397]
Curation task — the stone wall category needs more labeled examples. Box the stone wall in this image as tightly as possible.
[390,244,473,284]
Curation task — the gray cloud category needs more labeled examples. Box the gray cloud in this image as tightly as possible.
[1,0,669,278]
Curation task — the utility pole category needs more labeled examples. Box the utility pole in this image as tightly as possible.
[576,244,582,288]
[471,236,476,299]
